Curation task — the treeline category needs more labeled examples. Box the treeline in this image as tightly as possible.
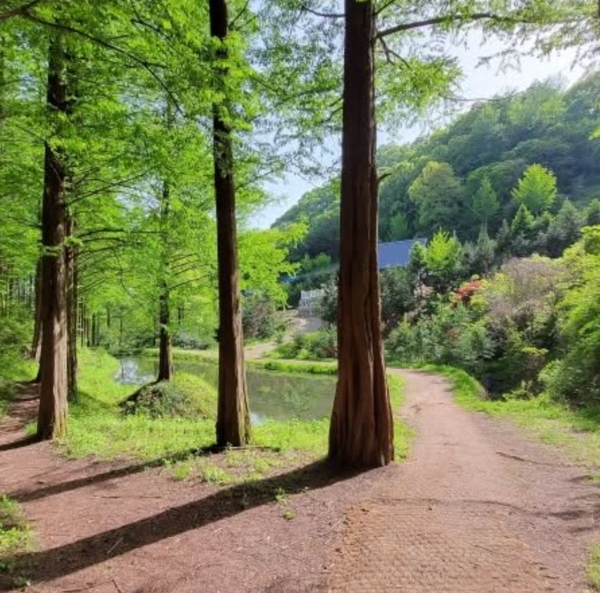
[277,74,600,263]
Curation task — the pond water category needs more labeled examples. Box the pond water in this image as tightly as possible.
[116,357,336,424]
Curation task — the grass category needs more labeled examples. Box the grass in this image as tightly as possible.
[56,349,411,485]
[0,495,35,587]
[416,363,600,468]
[588,543,600,591]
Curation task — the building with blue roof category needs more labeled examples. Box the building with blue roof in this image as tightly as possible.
[378,239,426,270]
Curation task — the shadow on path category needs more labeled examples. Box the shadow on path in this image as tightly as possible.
[14,460,359,585]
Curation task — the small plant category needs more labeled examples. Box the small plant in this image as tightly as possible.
[282,508,296,521]
[274,487,289,505]
[171,463,193,481]
[199,464,232,485]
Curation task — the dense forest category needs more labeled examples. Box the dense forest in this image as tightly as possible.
[276,74,600,264]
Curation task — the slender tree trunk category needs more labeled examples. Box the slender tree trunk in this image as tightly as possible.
[209,0,251,447]
[157,183,173,382]
[30,258,43,361]
[37,35,69,440]
[66,215,78,400]
[328,0,394,467]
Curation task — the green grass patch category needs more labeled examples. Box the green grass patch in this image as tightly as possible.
[250,359,337,376]
[63,349,411,481]
[62,349,216,460]
[417,364,600,467]
[0,495,35,587]
[588,543,600,590]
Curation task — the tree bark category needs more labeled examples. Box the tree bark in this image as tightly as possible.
[328,0,394,467]
[209,0,251,447]
[66,215,78,400]
[157,183,173,382]
[37,35,69,441]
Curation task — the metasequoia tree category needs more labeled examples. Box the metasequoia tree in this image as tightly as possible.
[328,0,592,467]
[329,0,393,467]
[37,33,69,439]
[209,0,251,447]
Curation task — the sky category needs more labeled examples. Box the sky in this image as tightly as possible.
[251,31,585,230]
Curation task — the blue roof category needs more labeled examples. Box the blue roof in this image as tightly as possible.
[378,239,426,270]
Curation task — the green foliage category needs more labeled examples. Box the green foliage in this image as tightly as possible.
[0,495,34,582]
[316,278,338,326]
[424,231,463,291]
[511,204,535,235]
[242,293,278,340]
[279,74,600,261]
[471,177,500,226]
[408,161,464,232]
[585,199,600,227]
[380,267,415,335]
[386,303,493,375]
[464,228,496,276]
[512,164,558,214]
[271,330,337,361]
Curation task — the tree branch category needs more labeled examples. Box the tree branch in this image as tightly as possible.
[19,11,183,114]
[377,12,532,39]
[0,0,45,21]
[300,4,344,19]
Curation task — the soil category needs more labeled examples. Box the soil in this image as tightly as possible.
[1,371,599,593]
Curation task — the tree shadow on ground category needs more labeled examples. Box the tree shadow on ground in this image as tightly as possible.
[13,459,359,585]
[10,444,279,503]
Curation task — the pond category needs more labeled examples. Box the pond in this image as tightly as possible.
[116,357,336,424]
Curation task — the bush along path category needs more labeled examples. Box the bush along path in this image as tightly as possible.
[328,370,600,593]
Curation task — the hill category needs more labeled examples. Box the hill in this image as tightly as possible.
[274,74,600,262]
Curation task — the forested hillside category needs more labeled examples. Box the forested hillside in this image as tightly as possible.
[276,74,600,262]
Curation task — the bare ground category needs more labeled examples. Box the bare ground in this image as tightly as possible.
[1,371,599,592]
[329,370,600,592]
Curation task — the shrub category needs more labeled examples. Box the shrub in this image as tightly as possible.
[242,293,278,340]
[272,329,337,360]
[121,372,216,419]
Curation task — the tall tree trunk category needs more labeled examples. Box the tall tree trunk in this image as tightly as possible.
[209,0,251,447]
[66,215,78,400]
[37,35,69,440]
[328,0,394,467]
[157,183,173,382]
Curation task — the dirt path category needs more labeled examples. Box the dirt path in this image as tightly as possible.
[1,372,599,592]
[329,370,600,592]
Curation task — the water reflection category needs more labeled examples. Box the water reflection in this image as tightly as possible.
[116,357,335,424]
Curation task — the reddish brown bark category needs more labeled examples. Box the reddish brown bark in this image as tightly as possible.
[209,0,251,447]
[37,35,69,440]
[157,182,173,383]
[328,0,394,467]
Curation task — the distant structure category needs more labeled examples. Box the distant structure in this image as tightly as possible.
[298,289,325,317]
[378,239,426,270]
